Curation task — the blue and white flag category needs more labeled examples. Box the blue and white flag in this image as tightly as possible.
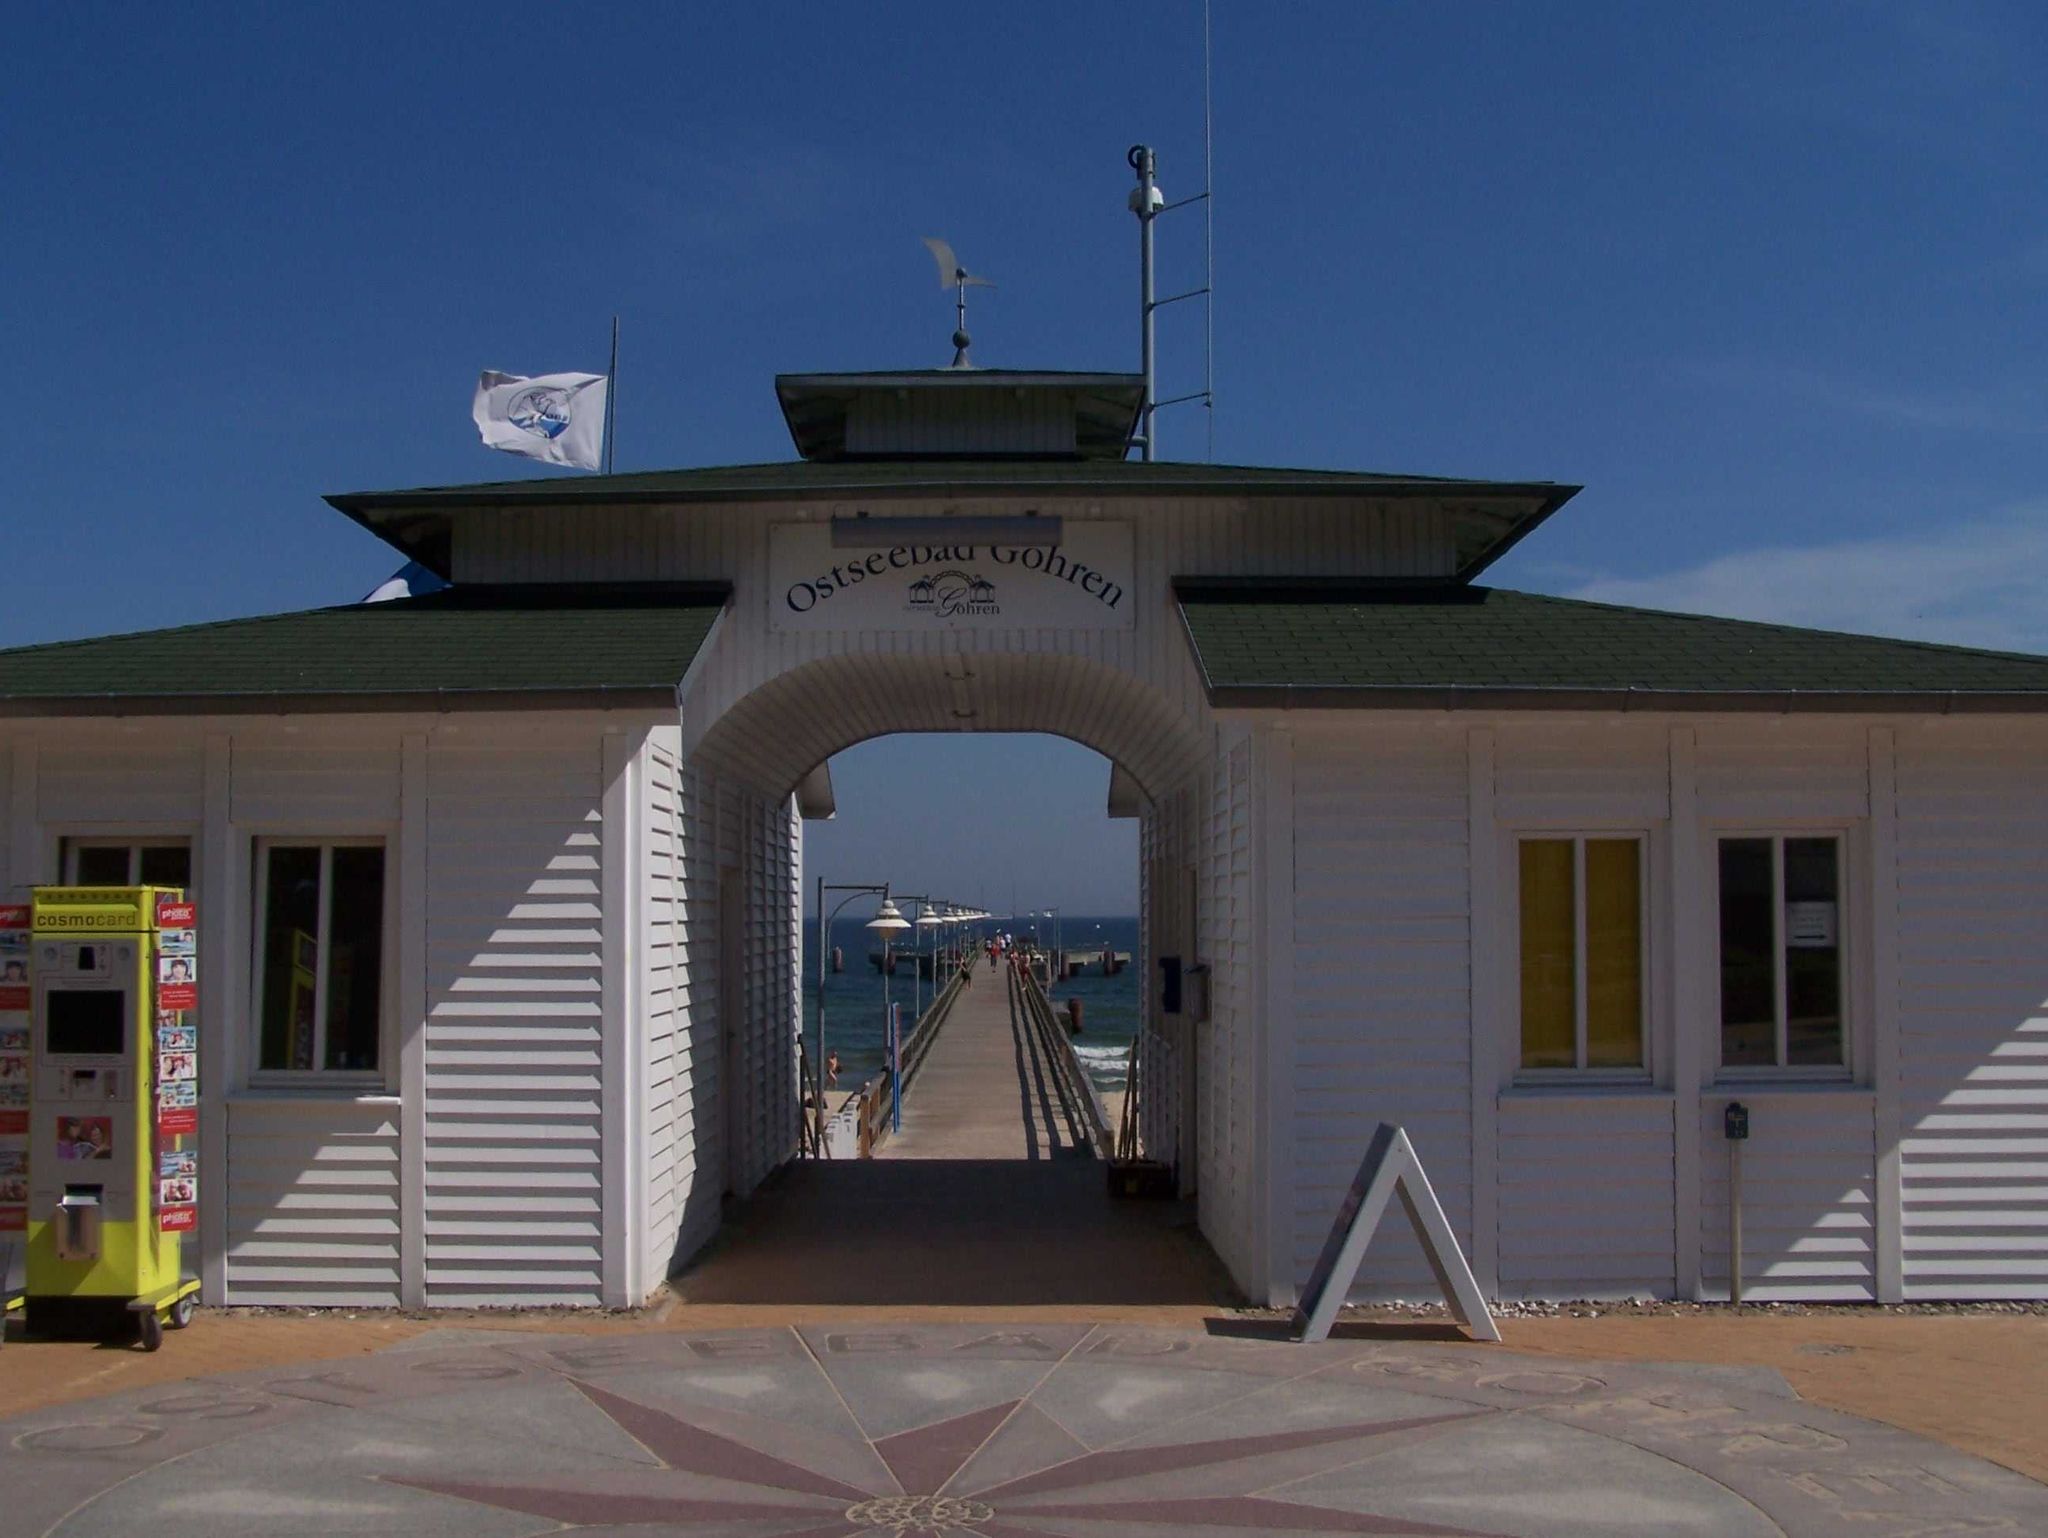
[472,370,608,470]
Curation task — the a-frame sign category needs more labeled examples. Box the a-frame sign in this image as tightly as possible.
[1292,1122,1501,1343]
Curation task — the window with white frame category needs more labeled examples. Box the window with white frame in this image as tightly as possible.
[64,838,191,889]
[1717,834,1844,1070]
[253,840,387,1075]
[1517,835,1646,1072]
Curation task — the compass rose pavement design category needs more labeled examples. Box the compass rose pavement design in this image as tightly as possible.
[2,1324,2045,1537]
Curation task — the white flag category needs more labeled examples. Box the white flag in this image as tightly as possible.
[472,370,608,471]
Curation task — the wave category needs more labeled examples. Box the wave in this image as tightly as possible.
[1072,1041,1136,1066]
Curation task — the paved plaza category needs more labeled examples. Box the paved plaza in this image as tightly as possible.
[3,1322,2044,1536]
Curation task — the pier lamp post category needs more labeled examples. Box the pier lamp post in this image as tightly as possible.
[813,880,896,1156]
[869,895,911,1079]
[892,895,945,1023]
[916,900,946,1004]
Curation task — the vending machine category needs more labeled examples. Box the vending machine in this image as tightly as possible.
[22,886,201,1349]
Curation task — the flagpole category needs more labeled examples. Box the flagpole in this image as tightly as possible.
[604,314,619,475]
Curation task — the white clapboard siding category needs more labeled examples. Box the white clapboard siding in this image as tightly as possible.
[1292,726,1473,1298]
[1493,723,1670,826]
[230,743,401,823]
[423,741,606,1305]
[1497,1096,1675,1297]
[1196,738,1261,1287]
[224,1099,402,1305]
[1699,1093,1876,1301]
[641,734,684,1287]
[1896,728,2048,1298]
[1695,724,1869,823]
[37,745,205,824]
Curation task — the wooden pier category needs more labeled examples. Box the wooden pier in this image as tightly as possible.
[878,957,1099,1161]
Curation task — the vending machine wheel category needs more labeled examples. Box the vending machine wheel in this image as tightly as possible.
[126,1276,198,1352]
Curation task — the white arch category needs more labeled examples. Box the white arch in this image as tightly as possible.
[688,649,1210,806]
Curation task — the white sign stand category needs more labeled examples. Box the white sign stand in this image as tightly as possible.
[1292,1122,1501,1344]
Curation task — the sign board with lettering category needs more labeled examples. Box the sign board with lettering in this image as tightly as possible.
[1784,901,1837,948]
[768,522,1135,634]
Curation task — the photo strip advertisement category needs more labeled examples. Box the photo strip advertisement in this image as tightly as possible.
[153,896,199,1218]
[0,904,29,1235]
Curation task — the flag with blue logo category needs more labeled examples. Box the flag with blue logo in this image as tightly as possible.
[472,370,608,470]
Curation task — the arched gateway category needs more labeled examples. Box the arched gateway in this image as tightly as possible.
[6,366,2048,1311]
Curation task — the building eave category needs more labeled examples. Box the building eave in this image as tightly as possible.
[1203,685,2048,714]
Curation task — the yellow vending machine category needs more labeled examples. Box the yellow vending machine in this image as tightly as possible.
[24,886,201,1349]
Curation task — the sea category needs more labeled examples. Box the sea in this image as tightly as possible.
[802,914,1141,1092]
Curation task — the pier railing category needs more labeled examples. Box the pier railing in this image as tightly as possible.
[823,957,973,1158]
[1014,961,1115,1160]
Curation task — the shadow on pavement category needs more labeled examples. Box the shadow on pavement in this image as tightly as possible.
[670,1157,1240,1307]
[1203,1316,1475,1344]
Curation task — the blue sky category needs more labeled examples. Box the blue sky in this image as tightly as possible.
[7,4,2044,911]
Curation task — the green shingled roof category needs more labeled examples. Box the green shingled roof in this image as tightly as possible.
[1176,582,2048,711]
[0,584,728,712]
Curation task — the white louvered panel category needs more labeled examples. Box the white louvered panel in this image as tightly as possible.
[423,741,606,1305]
[1194,734,1259,1286]
[655,761,725,1277]
[641,735,683,1287]
[223,1099,401,1306]
[738,791,801,1191]
[231,743,401,823]
[1135,786,1190,1166]
[1290,725,1472,1299]
[1497,1097,1675,1297]
[1896,726,2048,1298]
[1700,1094,1876,1301]
[715,781,800,1202]
[1493,723,1669,826]
[37,745,204,824]
[1695,723,1868,823]
[739,787,773,1197]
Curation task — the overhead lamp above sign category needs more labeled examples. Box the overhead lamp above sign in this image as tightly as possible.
[832,514,1063,548]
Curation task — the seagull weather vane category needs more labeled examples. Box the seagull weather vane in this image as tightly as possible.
[921,236,994,368]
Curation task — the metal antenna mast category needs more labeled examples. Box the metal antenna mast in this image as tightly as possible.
[1130,146,1161,460]
[1128,0,1217,461]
